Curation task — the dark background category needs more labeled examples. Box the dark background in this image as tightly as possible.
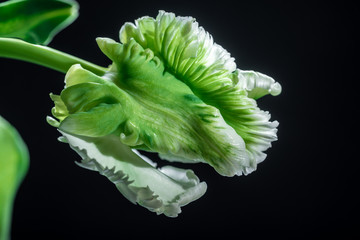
[0,0,358,238]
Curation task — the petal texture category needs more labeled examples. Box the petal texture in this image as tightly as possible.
[52,39,251,176]
[120,10,281,171]
[60,131,207,217]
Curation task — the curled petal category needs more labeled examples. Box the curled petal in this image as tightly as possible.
[236,70,282,99]
[60,131,207,217]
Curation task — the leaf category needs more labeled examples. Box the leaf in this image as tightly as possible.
[0,115,29,240]
[59,130,207,217]
[0,0,79,45]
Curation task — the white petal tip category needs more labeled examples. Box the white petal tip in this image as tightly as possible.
[270,82,282,96]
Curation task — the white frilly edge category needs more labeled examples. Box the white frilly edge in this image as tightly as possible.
[59,130,207,217]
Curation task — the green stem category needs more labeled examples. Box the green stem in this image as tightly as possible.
[0,37,107,75]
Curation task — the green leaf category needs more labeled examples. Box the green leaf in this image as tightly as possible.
[0,0,79,45]
[0,116,29,240]
[59,130,207,217]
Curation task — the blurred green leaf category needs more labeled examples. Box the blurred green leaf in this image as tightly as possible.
[0,0,79,45]
[0,116,29,240]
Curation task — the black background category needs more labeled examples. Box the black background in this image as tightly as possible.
[0,0,358,238]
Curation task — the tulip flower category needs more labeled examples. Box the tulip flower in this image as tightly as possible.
[48,11,281,216]
[0,3,281,217]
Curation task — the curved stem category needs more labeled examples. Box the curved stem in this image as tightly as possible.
[0,37,107,75]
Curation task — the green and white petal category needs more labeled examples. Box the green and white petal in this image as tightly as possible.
[221,95,279,165]
[119,11,280,171]
[236,70,282,99]
[120,10,237,96]
[60,131,207,217]
[55,38,251,176]
[202,83,279,167]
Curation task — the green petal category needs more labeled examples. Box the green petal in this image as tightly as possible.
[119,10,237,96]
[119,10,281,171]
[59,130,207,217]
[59,103,124,137]
[49,93,68,122]
[99,38,251,176]
[64,64,106,87]
[60,82,120,113]
[53,39,250,176]
[213,92,279,165]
